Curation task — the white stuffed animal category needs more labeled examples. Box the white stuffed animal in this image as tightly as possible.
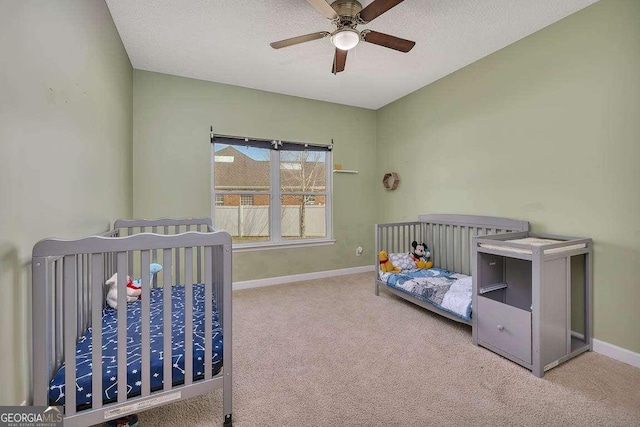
[105,273,141,309]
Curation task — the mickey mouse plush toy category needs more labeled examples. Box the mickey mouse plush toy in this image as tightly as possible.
[409,241,434,269]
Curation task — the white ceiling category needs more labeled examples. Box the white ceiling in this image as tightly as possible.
[106,0,598,110]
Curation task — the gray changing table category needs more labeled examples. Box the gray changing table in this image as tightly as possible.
[472,232,593,377]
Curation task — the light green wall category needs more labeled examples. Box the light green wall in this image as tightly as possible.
[376,0,640,353]
[0,0,133,404]
[133,70,376,282]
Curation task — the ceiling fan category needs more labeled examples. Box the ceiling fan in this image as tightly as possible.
[270,0,415,74]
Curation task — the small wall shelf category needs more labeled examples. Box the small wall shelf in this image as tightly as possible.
[333,170,358,174]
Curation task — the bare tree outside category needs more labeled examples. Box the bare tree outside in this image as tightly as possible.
[280,150,326,238]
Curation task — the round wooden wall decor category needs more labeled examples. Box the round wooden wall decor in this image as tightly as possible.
[383,172,400,190]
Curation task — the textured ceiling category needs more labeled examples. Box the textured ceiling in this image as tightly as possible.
[106,0,598,110]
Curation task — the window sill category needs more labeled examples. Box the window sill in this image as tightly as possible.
[232,239,336,252]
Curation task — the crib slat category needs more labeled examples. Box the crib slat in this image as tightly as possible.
[152,226,158,275]
[77,255,83,338]
[216,246,223,326]
[55,260,64,369]
[391,226,396,253]
[91,254,104,410]
[402,226,406,253]
[163,249,173,391]
[140,250,151,397]
[448,226,453,271]
[128,228,134,279]
[174,226,181,285]
[176,248,181,286]
[116,251,127,403]
[425,224,430,252]
[466,227,472,275]
[84,254,90,330]
[197,245,202,284]
[457,226,463,274]
[63,255,77,416]
[199,225,204,283]
[204,246,213,380]
[128,251,134,279]
[184,247,194,386]
[443,226,448,270]
[387,227,390,253]
[436,224,441,268]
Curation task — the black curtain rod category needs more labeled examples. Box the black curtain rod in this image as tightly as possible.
[210,128,333,152]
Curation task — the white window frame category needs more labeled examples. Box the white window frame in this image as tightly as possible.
[211,144,333,251]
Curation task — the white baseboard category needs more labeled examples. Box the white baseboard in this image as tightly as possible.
[233,265,374,290]
[593,339,640,369]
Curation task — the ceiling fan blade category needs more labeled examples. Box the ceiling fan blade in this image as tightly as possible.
[306,0,339,20]
[363,30,415,52]
[358,0,405,23]
[332,48,347,74]
[270,31,330,49]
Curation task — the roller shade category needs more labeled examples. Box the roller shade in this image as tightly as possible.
[211,134,332,152]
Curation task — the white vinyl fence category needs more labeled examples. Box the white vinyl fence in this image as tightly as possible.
[215,206,325,238]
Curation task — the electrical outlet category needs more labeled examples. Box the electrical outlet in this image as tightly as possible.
[356,246,363,256]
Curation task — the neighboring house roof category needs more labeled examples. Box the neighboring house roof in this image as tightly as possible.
[214,146,270,189]
[214,146,326,192]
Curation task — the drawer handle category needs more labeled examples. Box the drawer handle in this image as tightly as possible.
[497,325,505,332]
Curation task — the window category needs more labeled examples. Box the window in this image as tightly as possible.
[240,195,254,206]
[211,135,332,247]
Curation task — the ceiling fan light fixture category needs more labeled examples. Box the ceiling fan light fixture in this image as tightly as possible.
[330,28,360,51]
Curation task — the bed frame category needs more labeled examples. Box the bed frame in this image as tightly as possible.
[375,214,529,325]
[31,218,233,427]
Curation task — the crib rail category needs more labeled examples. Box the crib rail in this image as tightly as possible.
[376,214,529,276]
[114,217,213,288]
[32,222,232,427]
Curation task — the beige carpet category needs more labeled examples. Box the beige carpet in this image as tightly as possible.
[128,272,639,427]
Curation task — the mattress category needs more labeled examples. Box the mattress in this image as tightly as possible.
[49,284,223,408]
[380,268,472,321]
[479,237,586,255]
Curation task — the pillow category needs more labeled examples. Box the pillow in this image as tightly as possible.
[388,252,415,271]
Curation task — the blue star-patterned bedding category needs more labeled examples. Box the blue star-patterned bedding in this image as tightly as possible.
[49,284,223,408]
[379,268,473,321]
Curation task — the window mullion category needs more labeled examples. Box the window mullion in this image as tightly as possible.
[325,150,333,240]
[270,150,281,242]
[210,143,216,225]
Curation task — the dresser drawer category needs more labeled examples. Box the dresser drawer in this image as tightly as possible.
[477,296,532,364]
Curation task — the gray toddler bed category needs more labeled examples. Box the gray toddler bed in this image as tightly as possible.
[375,214,529,324]
[31,218,233,427]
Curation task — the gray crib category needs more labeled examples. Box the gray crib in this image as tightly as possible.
[375,214,529,324]
[31,218,232,427]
